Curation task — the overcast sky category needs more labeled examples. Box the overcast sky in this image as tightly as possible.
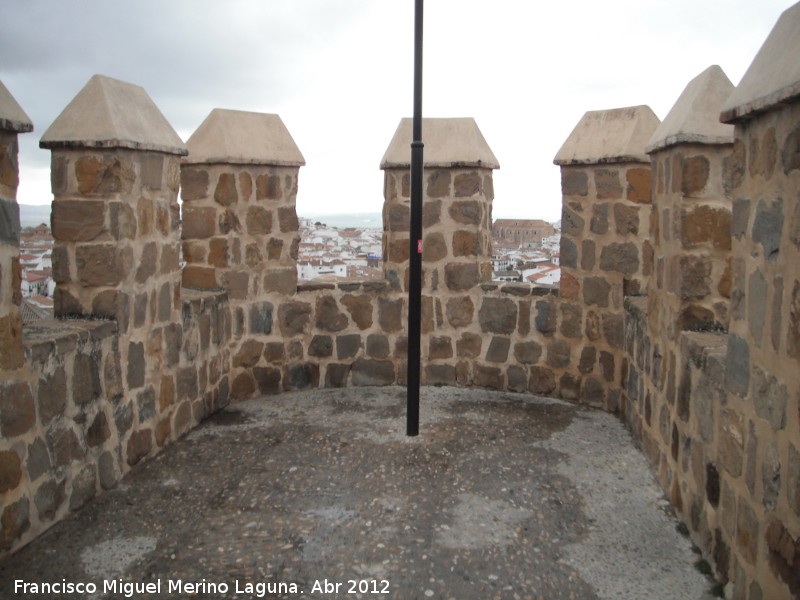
[0,0,793,222]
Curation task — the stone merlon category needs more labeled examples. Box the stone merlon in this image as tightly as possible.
[721,2,800,123]
[553,105,660,166]
[39,74,187,155]
[380,117,499,169]
[0,81,33,133]
[184,108,305,166]
[646,65,735,153]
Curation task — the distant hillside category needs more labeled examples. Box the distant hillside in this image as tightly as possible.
[20,204,51,228]
[303,212,382,229]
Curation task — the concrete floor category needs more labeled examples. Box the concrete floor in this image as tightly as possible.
[0,386,718,599]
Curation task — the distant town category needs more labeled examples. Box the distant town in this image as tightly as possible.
[17,210,561,323]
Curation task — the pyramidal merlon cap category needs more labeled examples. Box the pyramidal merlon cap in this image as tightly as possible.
[554,105,660,166]
[0,81,33,133]
[380,118,499,169]
[40,74,186,155]
[646,65,735,153]
[184,108,305,166]
[721,1,800,123]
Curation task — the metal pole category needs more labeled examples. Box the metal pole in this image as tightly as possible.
[407,0,423,437]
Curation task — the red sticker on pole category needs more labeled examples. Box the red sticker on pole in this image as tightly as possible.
[417,239,423,254]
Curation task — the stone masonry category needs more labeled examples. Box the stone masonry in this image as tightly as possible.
[0,4,799,596]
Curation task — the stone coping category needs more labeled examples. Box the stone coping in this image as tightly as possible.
[380,118,499,169]
[646,65,735,153]
[0,81,33,133]
[183,109,305,167]
[23,318,118,363]
[40,75,187,156]
[721,2,800,123]
[554,106,660,166]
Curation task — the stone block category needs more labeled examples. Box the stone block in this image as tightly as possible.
[26,438,52,482]
[560,303,582,338]
[74,352,102,407]
[583,277,610,307]
[86,411,110,447]
[535,298,557,334]
[316,296,349,332]
[626,167,651,203]
[561,169,588,197]
[456,333,482,358]
[679,254,711,300]
[718,408,744,477]
[255,173,282,200]
[680,155,710,195]
[724,335,750,397]
[176,366,198,401]
[253,367,282,395]
[234,339,265,368]
[479,297,517,334]
[366,334,390,359]
[681,205,731,251]
[591,203,609,235]
[231,371,256,399]
[351,359,393,386]
[449,200,482,225]
[278,207,299,233]
[595,168,622,199]
[581,239,596,270]
[76,244,128,287]
[485,337,510,363]
[614,203,639,235]
[35,479,66,522]
[52,200,105,242]
[0,498,29,551]
[0,381,35,437]
[279,301,312,336]
[126,430,152,466]
[218,209,241,234]
[560,237,577,268]
[601,313,624,349]
[445,296,474,328]
[308,335,333,358]
[452,230,479,258]
[454,171,481,197]
[337,294,372,330]
[429,336,453,360]
[181,167,209,201]
[514,341,542,365]
[474,364,503,390]
[127,341,145,389]
[546,339,571,369]
[444,263,480,291]
[559,373,581,400]
[561,206,584,237]
[378,298,403,333]
[38,367,67,425]
[735,498,759,565]
[75,154,133,196]
[335,334,362,360]
[246,206,272,235]
[427,170,451,197]
[425,364,457,386]
[213,173,238,206]
[751,366,787,430]
[578,346,596,374]
[0,450,22,493]
[600,242,639,275]
[528,366,556,395]
[752,197,784,262]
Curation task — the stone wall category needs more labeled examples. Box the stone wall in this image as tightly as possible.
[1,8,798,596]
[0,76,233,556]
[619,8,800,597]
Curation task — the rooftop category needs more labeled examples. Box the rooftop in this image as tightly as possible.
[0,386,715,599]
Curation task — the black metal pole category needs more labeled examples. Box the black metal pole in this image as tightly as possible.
[407,0,423,437]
